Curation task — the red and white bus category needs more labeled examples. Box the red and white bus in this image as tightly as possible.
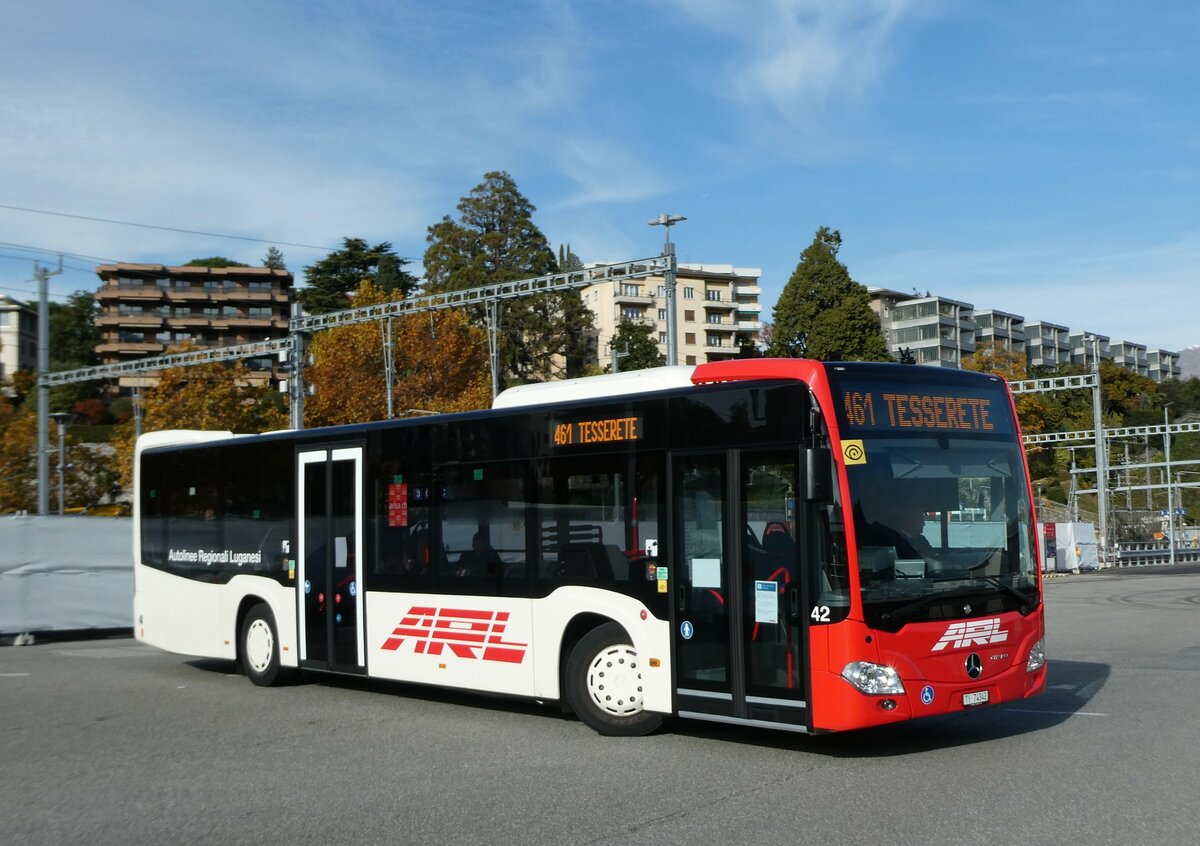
[134,358,1045,735]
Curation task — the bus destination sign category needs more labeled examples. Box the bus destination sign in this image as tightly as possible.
[841,388,1005,433]
[552,415,643,447]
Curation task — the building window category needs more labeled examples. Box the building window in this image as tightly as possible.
[247,280,272,292]
[119,331,146,343]
[685,332,696,345]
[706,313,722,325]
[222,306,240,318]
[656,286,665,298]
[685,355,696,365]
[621,306,642,320]
[657,309,667,321]
[706,333,722,347]
[621,284,641,297]
[683,287,695,299]
[684,310,695,322]
[659,333,667,344]
[174,280,194,291]
[118,305,144,317]
[705,289,722,302]
[248,307,272,318]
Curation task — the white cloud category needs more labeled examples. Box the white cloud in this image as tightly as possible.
[666,0,921,119]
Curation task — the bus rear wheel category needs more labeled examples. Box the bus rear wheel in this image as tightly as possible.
[240,604,291,687]
[566,623,662,737]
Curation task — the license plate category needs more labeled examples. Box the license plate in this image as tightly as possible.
[962,690,990,707]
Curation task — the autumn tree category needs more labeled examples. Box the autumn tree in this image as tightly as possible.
[424,171,594,385]
[300,238,418,314]
[111,356,287,486]
[607,319,664,372]
[304,282,491,427]
[770,227,890,362]
[0,409,119,511]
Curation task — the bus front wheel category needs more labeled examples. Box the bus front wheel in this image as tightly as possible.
[240,604,291,687]
[566,623,662,737]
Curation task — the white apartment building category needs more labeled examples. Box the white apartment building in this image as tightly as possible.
[870,288,1180,382]
[868,288,975,367]
[0,294,37,386]
[580,263,762,367]
[1025,320,1071,370]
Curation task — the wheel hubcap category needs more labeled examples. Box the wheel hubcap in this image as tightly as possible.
[246,619,274,673]
[586,643,644,717]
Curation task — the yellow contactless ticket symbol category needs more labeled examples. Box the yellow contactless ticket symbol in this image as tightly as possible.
[841,439,867,465]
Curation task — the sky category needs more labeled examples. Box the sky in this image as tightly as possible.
[2,0,1198,353]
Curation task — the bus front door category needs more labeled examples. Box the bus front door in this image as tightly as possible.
[672,450,809,731]
[297,447,366,674]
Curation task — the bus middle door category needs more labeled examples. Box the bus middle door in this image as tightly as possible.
[297,446,366,674]
[672,449,809,730]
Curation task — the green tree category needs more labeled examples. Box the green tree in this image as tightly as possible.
[262,246,286,270]
[770,227,890,362]
[423,172,594,384]
[48,290,102,411]
[607,319,665,372]
[558,244,583,271]
[184,257,250,267]
[299,238,417,314]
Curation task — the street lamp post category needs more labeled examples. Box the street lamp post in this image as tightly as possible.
[1164,403,1175,567]
[648,214,686,366]
[48,412,76,516]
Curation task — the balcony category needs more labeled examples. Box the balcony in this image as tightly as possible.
[737,319,762,332]
[614,290,655,305]
[97,341,165,354]
[96,286,164,301]
[98,313,164,327]
[733,285,762,297]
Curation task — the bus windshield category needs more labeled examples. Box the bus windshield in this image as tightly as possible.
[828,366,1039,632]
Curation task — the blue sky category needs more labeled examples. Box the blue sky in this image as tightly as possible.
[2,0,1197,353]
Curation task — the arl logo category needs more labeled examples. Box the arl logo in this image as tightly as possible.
[931,617,1009,652]
[381,606,528,664]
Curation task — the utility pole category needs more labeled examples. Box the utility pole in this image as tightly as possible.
[648,214,685,366]
[1165,403,1175,567]
[610,343,629,373]
[382,318,395,419]
[486,300,501,399]
[1087,335,1108,564]
[288,302,305,430]
[35,257,63,515]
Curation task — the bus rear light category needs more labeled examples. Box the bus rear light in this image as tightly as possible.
[841,661,905,695]
[1026,638,1046,673]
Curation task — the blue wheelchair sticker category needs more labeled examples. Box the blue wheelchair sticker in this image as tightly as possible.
[304,580,311,594]
[680,620,694,640]
[349,581,357,597]
[921,685,935,705]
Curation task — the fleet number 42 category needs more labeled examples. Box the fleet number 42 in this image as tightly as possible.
[810,605,831,623]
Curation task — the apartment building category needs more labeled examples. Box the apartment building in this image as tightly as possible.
[1025,320,1071,370]
[870,288,1180,382]
[868,289,975,367]
[974,309,1025,354]
[1147,349,1181,381]
[580,263,763,367]
[94,263,293,391]
[0,294,37,385]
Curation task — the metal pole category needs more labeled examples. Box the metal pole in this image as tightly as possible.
[383,318,395,420]
[1089,336,1108,564]
[1165,405,1175,566]
[487,300,501,400]
[648,215,685,366]
[36,265,50,515]
[56,421,66,516]
[288,302,305,430]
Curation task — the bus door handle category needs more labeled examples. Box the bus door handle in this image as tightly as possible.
[787,586,800,623]
[677,582,687,614]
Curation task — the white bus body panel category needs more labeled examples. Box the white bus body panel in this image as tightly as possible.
[134,569,299,668]
[363,587,672,713]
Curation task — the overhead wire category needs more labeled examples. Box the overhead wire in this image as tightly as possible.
[0,203,336,253]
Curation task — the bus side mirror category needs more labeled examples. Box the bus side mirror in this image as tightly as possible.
[805,448,833,503]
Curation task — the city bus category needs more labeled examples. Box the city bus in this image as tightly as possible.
[133,358,1046,735]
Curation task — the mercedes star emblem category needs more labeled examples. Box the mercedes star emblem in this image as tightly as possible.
[965,652,983,679]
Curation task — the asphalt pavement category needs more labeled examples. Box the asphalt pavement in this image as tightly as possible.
[1,568,1198,845]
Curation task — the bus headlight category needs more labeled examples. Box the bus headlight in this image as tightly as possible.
[841,661,905,695]
[1026,638,1046,673]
